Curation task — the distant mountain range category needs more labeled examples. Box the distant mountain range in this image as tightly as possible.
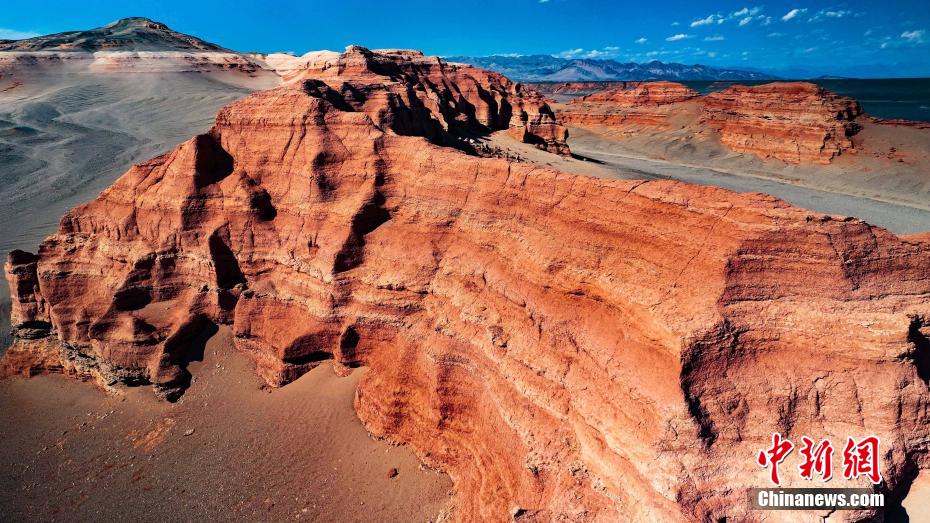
[444,54,776,81]
[0,17,230,52]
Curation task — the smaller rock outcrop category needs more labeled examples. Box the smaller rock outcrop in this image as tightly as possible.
[527,81,643,97]
[557,81,869,165]
[561,81,699,128]
[701,82,863,164]
[576,81,699,105]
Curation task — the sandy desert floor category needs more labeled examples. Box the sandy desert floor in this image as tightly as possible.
[0,327,452,522]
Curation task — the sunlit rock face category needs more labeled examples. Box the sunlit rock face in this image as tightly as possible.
[561,81,700,128]
[700,82,864,164]
[560,80,866,165]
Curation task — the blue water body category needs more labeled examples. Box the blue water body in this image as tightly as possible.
[682,78,930,123]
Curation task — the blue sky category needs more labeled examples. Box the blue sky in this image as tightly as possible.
[1,0,928,76]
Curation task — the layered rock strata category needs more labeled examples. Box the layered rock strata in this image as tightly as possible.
[700,82,864,164]
[527,81,643,97]
[575,81,699,105]
[558,81,867,164]
[561,81,699,128]
[4,52,930,522]
[270,46,570,155]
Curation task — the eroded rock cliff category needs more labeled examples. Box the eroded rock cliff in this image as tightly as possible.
[701,82,863,164]
[271,46,569,155]
[558,81,867,165]
[561,81,699,128]
[576,81,699,105]
[4,50,929,522]
[527,81,644,97]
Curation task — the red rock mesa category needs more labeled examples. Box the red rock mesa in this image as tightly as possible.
[559,80,867,164]
[528,81,646,97]
[576,81,700,105]
[561,81,699,128]
[4,48,930,521]
[701,82,863,164]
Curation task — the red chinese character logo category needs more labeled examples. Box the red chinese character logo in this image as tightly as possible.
[757,433,794,485]
[798,436,833,481]
[842,436,882,484]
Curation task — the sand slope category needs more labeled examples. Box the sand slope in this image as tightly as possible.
[0,326,451,521]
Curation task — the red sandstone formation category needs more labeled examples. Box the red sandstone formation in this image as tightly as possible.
[558,81,868,165]
[870,116,930,130]
[700,82,864,164]
[274,46,569,155]
[560,81,699,128]
[575,81,699,105]
[4,49,930,522]
[527,81,643,97]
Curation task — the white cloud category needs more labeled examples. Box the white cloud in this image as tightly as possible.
[781,8,807,22]
[902,30,926,43]
[704,35,725,41]
[802,47,817,53]
[604,46,620,51]
[539,0,550,3]
[692,7,765,27]
[708,51,718,58]
[0,28,40,40]
[809,9,856,22]
[732,7,762,17]
[767,32,785,38]
[666,33,693,42]
[824,9,852,18]
[556,48,585,58]
[635,37,647,44]
[672,21,681,26]
[691,14,721,27]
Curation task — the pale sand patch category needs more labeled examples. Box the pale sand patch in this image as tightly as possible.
[900,471,930,521]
